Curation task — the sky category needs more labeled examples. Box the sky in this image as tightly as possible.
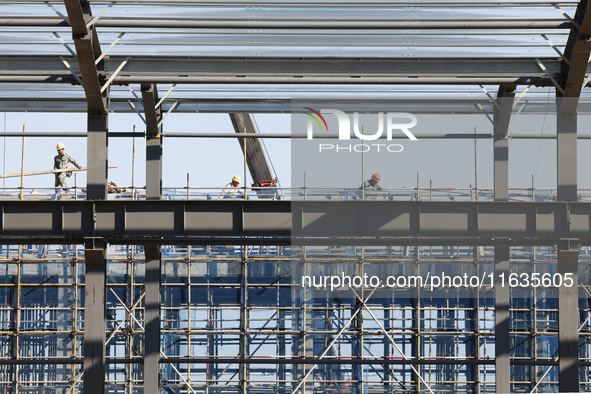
[1,107,590,194]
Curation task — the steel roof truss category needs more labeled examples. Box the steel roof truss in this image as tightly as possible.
[64,0,108,114]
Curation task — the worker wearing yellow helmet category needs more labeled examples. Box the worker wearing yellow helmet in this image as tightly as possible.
[221,175,243,199]
[54,142,82,193]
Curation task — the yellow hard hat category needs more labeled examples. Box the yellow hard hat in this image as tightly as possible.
[232,175,241,183]
[56,142,65,150]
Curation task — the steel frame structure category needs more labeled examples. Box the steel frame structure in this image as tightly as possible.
[0,0,591,392]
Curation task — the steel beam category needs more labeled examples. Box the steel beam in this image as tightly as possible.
[1,200,591,240]
[291,200,586,239]
[144,244,161,393]
[5,130,591,140]
[64,0,110,199]
[229,113,275,184]
[107,55,559,85]
[141,84,162,139]
[556,0,591,202]
[0,74,557,86]
[3,357,587,366]
[557,238,580,392]
[63,0,107,115]
[0,56,567,73]
[3,55,586,87]
[560,0,591,99]
[83,237,106,393]
[7,99,591,115]
[104,56,567,76]
[0,17,574,29]
[0,236,578,247]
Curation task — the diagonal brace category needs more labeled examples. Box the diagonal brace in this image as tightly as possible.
[350,287,434,394]
[292,286,379,393]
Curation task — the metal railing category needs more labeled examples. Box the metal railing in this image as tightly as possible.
[1,184,590,202]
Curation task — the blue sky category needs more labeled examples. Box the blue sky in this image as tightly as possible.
[1,109,590,193]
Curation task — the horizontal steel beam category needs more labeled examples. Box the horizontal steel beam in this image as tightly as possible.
[0,200,290,237]
[0,75,558,86]
[0,56,565,75]
[3,131,591,140]
[3,56,586,86]
[0,132,138,137]
[0,236,575,246]
[0,18,573,30]
[292,201,589,239]
[4,99,591,114]
[103,56,565,75]
[0,201,591,243]
[0,357,577,366]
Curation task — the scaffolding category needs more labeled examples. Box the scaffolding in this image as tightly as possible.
[0,243,590,393]
[1,0,591,392]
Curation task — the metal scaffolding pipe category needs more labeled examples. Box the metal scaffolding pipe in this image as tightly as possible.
[1,131,591,140]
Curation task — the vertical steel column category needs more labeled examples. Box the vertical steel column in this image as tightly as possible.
[64,0,110,200]
[144,244,161,393]
[554,0,590,386]
[83,237,106,393]
[142,84,163,200]
[144,145,162,393]
[556,94,580,394]
[555,0,591,201]
[494,85,515,394]
[555,0,590,387]
[494,248,510,394]
[146,136,163,199]
[87,115,109,200]
[556,102,578,202]
[141,83,163,391]
[558,239,580,392]
[493,86,514,202]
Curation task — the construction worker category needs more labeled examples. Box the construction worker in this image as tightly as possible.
[222,175,243,198]
[361,173,382,191]
[54,142,82,193]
